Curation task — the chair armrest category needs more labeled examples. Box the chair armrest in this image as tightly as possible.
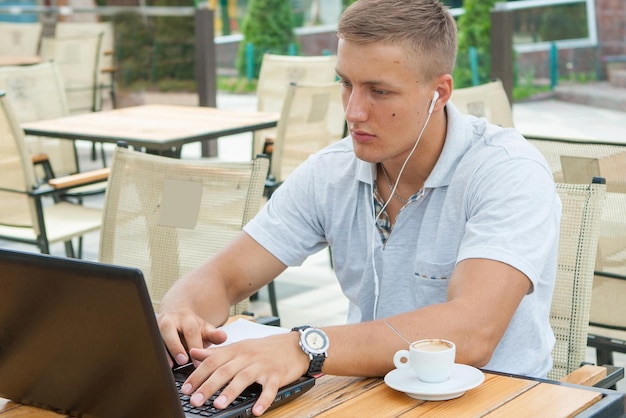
[560,364,607,386]
[31,153,49,165]
[101,66,118,74]
[31,153,56,182]
[566,364,625,389]
[48,168,110,189]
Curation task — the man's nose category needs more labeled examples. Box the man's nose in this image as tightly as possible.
[344,91,367,123]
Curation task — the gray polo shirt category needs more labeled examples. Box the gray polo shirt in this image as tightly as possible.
[244,102,561,377]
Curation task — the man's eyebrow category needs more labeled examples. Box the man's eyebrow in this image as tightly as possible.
[335,70,393,87]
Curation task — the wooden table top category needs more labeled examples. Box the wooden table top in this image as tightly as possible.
[1,371,623,417]
[21,104,279,155]
[0,56,41,67]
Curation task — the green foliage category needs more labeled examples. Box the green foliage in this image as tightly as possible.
[538,3,588,42]
[454,0,496,88]
[236,0,296,79]
[512,84,551,102]
[342,0,358,10]
[112,11,155,88]
[217,76,258,94]
[155,78,197,92]
[151,0,196,82]
[113,0,197,88]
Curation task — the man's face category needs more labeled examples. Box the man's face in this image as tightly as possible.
[336,39,434,164]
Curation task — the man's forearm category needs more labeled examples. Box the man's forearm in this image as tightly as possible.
[159,262,233,326]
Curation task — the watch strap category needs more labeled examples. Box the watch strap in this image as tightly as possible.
[307,353,325,376]
[292,325,327,377]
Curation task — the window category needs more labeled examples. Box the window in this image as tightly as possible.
[444,0,597,52]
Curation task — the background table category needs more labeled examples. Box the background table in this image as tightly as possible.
[21,104,279,158]
[0,56,41,66]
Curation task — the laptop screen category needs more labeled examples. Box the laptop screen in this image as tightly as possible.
[0,249,190,418]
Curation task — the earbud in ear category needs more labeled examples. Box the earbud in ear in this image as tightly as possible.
[428,91,439,114]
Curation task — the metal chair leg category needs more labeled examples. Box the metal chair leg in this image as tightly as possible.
[267,281,279,318]
[64,240,76,258]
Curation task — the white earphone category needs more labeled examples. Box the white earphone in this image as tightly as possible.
[428,91,439,114]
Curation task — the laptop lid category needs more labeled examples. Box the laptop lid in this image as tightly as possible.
[0,248,190,418]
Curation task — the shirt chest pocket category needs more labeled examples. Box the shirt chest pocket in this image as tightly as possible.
[414,259,455,281]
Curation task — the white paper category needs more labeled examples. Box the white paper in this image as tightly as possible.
[219,318,289,346]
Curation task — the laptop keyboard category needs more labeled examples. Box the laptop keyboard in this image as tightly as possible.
[176,380,262,417]
[173,364,315,418]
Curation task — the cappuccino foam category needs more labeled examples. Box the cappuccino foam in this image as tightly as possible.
[412,340,452,352]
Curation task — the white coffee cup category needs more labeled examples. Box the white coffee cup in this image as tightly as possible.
[393,339,456,383]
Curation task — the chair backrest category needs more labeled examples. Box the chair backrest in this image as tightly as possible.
[256,53,337,114]
[0,22,42,57]
[450,79,515,128]
[549,179,606,380]
[99,146,269,313]
[528,138,626,334]
[269,81,344,183]
[55,21,115,111]
[254,54,338,157]
[0,61,77,176]
[0,91,41,233]
[39,34,103,114]
[560,156,601,185]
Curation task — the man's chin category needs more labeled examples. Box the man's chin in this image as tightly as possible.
[352,143,380,164]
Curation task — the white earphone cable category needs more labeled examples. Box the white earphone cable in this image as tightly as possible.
[371,95,436,320]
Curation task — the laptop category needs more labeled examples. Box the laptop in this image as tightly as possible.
[0,249,315,418]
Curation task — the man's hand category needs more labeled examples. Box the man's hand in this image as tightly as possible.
[157,308,228,367]
[180,332,309,416]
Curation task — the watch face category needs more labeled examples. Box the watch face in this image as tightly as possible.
[303,328,329,353]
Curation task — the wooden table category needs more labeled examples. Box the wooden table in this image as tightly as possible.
[0,56,41,66]
[268,371,623,418]
[1,370,623,417]
[21,104,279,158]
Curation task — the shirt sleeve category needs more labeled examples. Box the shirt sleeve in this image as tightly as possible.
[457,156,561,293]
[243,157,329,267]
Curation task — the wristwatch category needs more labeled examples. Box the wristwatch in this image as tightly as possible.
[292,325,329,377]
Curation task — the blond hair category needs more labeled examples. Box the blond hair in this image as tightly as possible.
[337,0,457,82]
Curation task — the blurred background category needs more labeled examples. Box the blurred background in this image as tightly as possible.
[1,0,623,107]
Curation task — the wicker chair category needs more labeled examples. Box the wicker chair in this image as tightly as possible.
[0,22,42,57]
[0,61,78,178]
[99,145,269,315]
[39,34,103,115]
[54,22,117,163]
[264,81,344,195]
[55,21,117,112]
[0,61,107,204]
[254,81,344,314]
[549,178,607,381]
[529,137,626,367]
[253,53,338,159]
[0,91,106,258]
[450,79,515,128]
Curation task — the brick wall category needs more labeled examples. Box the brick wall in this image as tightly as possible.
[596,0,626,57]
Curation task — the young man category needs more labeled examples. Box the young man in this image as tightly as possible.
[158,0,561,415]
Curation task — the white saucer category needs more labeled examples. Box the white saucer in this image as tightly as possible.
[384,364,484,401]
